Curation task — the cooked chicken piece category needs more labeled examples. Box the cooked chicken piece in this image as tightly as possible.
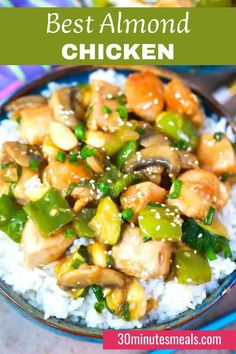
[13,168,38,204]
[50,87,85,129]
[196,133,236,176]
[120,182,167,220]
[22,219,75,268]
[43,157,91,194]
[57,264,125,290]
[164,79,204,128]
[167,168,228,220]
[125,71,164,122]
[20,104,54,145]
[112,226,172,280]
[87,80,124,132]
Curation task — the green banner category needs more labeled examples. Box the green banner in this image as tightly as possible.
[0,8,235,64]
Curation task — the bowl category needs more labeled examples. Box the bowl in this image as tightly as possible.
[0,65,235,340]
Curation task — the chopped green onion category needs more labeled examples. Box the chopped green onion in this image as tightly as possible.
[106,255,114,267]
[16,116,21,124]
[65,228,73,238]
[122,208,133,221]
[121,301,130,321]
[147,202,164,208]
[94,302,105,313]
[223,242,232,259]
[214,132,222,141]
[136,127,145,136]
[80,145,96,160]
[92,285,104,302]
[107,94,126,105]
[78,245,89,263]
[116,105,128,119]
[171,140,188,150]
[167,179,183,199]
[204,207,215,225]
[0,162,10,170]
[97,181,109,196]
[69,152,79,164]
[220,172,236,182]
[74,123,85,141]
[56,151,66,163]
[29,159,40,171]
[102,105,112,115]
[143,236,152,242]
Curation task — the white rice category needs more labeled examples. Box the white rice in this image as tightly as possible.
[0,69,235,329]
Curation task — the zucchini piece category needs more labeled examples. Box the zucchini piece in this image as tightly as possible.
[182,218,231,260]
[70,287,89,299]
[54,246,88,278]
[88,242,108,268]
[174,249,212,285]
[138,204,183,241]
[105,288,125,315]
[126,280,147,321]
[73,207,96,238]
[89,197,121,245]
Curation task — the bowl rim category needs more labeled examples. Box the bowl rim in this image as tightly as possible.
[0,65,236,340]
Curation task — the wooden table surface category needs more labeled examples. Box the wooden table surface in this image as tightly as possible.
[0,285,235,354]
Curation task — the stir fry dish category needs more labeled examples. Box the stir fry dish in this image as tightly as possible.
[0,70,236,322]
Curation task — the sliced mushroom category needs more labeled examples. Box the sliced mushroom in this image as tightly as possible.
[178,151,199,170]
[140,132,170,148]
[50,87,85,129]
[5,95,47,113]
[3,142,42,167]
[57,264,125,290]
[124,145,181,178]
[142,165,164,184]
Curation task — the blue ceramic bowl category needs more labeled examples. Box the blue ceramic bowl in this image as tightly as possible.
[0,65,235,341]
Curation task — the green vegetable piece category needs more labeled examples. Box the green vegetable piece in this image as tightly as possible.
[92,285,104,302]
[97,181,110,196]
[106,255,115,267]
[89,196,121,245]
[102,105,112,115]
[115,140,137,170]
[80,145,96,160]
[24,188,74,237]
[204,207,215,225]
[116,105,128,119]
[78,245,90,263]
[167,179,183,199]
[73,207,96,239]
[71,287,89,299]
[98,165,136,198]
[121,302,131,321]
[69,152,79,164]
[74,123,85,141]
[56,151,66,163]
[65,228,73,238]
[94,302,105,313]
[122,208,133,221]
[138,204,182,242]
[220,173,236,182]
[71,257,84,269]
[214,132,222,141]
[174,249,211,285]
[0,194,27,243]
[29,159,40,171]
[156,111,199,150]
[182,218,231,261]
[0,162,10,170]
